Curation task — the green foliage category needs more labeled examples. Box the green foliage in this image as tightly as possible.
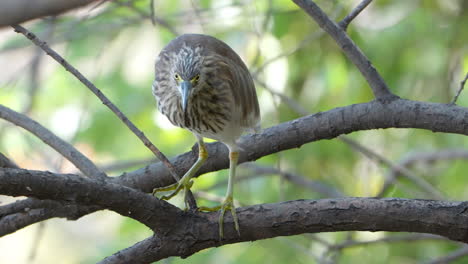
[0,0,467,263]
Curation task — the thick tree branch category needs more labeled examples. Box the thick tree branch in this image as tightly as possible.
[0,198,99,236]
[104,198,468,263]
[292,0,394,100]
[1,1,464,262]
[99,236,163,264]
[0,105,106,180]
[2,168,468,262]
[0,0,100,27]
[0,168,187,232]
[118,99,468,192]
[2,98,467,236]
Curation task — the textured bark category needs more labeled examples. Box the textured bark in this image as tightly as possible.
[2,168,468,262]
[0,198,99,236]
[118,99,468,192]
[0,168,188,232]
[1,0,467,262]
[1,98,468,260]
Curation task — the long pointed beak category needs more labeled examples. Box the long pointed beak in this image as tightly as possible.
[180,81,192,112]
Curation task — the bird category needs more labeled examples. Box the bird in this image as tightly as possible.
[151,34,260,239]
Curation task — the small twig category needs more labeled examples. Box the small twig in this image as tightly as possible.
[0,105,106,180]
[451,72,468,104]
[202,163,343,198]
[339,136,444,199]
[0,152,19,169]
[254,78,310,115]
[189,0,206,33]
[425,245,468,264]
[250,0,274,68]
[242,163,344,197]
[398,149,468,165]
[292,0,395,100]
[278,237,324,263]
[114,0,178,35]
[149,0,156,26]
[338,0,373,31]
[379,149,468,196]
[27,222,46,262]
[329,233,447,251]
[99,157,157,172]
[252,31,324,77]
[24,18,56,115]
[252,4,346,78]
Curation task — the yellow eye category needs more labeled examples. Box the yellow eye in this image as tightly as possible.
[191,75,200,83]
[174,73,181,81]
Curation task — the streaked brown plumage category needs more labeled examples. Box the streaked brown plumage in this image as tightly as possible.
[152,34,260,238]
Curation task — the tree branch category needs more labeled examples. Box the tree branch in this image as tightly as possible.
[0,168,185,233]
[102,197,468,263]
[426,245,468,264]
[118,99,468,192]
[379,149,468,196]
[339,136,444,199]
[3,168,468,262]
[241,163,344,197]
[2,98,466,236]
[452,72,468,104]
[330,234,448,251]
[98,235,163,264]
[11,24,198,208]
[0,152,19,169]
[0,198,99,236]
[292,0,394,100]
[10,25,178,180]
[0,105,106,180]
[0,0,100,27]
[3,167,468,261]
[338,0,373,31]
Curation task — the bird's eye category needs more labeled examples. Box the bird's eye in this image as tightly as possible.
[192,75,200,82]
[174,73,180,81]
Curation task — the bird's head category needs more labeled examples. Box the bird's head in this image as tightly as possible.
[172,46,204,113]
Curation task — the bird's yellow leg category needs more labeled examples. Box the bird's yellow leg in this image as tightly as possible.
[153,139,207,205]
[199,150,240,239]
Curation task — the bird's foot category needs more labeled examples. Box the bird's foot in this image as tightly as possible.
[152,176,194,202]
[199,196,240,239]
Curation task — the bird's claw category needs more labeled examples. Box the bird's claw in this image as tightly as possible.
[152,178,194,203]
[199,196,240,239]
[219,196,240,239]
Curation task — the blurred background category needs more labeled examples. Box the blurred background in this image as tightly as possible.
[0,0,468,263]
